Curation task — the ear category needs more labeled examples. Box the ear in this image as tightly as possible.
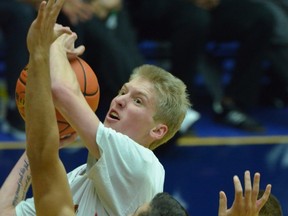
[150,123,168,140]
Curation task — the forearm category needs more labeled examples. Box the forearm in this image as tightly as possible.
[0,152,31,215]
[50,39,82,104]
[25,53,59,162]
[50,38,100,158]
[50,39,87,133]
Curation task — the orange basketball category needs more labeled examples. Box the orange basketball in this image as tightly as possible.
[15,57,100,138]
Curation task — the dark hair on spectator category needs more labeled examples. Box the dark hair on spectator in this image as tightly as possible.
[139,192,189,216]
[258,190,283,216]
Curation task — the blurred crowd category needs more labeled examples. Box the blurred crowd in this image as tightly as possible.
[1,0,288,140]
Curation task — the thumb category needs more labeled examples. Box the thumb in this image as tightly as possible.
[67,45,85,60]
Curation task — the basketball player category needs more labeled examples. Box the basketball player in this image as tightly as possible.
[0,0,271,215]
[0,0,76,215]
[0,1,176,215]
[1,0,190,215]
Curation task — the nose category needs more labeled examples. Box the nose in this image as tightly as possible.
[113,94,127,107]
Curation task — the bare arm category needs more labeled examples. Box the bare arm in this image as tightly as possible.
[25,0,75,215]
[0,152,31,216]
[50,28,101,159]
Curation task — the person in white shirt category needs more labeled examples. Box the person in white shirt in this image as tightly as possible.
[0,0,191,215]
[0,1,271,216]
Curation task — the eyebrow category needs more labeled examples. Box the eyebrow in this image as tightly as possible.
[124,84,150,100]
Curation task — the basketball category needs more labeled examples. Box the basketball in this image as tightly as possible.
[15,57,100,138]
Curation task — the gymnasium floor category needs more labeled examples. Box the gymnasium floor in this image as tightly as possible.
[0,101,287,215]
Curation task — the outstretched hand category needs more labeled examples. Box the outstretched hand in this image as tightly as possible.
[218,171,272,216]
[26,0,72,55]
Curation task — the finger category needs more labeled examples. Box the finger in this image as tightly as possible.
[53,25,73,45]
[73,45,85,56]
[46,0,66,31]
[244,170,252,207]
[35,1,47,26]
[67,45,85,60]
[46,0,54,9]
[44,0,65,33]
[218,191,227,216]
[233,175,243,204]
[55,24,72,33]
[257,184,272,210]
[69,31,78,41]
[251,172,260,204]
[53,25,73,43]
[50,0,66,20]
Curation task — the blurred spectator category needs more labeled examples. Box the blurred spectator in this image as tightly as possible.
[0,0,36,140]
[205,0,275,132]
[126,0,286,132]
[259,0,288,108]
[206,0,288,132]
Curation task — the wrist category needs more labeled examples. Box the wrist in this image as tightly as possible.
[29,52,49,67]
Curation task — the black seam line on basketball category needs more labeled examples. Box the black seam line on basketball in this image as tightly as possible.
[60,127,70,133]
[19,67,28,85]
[19,76,26,86]
[19,79,25,86]
[82,88,99,96]
[76,57,87,94]
[57,122,70,132]
[58,119,70,123]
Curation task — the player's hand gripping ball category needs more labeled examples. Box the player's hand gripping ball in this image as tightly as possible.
[15,57,100,138]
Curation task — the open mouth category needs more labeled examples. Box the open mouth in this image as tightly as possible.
[109,111,120,120]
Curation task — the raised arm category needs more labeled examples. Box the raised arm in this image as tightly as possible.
[50,23,101,159]
[218,170,272,216]
[25,0,75,215]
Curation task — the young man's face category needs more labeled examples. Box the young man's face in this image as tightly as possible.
[104,77,158,147]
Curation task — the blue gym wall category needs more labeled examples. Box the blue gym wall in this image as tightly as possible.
[1,141,288,215]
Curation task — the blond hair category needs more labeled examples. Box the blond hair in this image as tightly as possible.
[130,64,191,150]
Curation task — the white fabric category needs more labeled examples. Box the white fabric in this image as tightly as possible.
[16,122,165,216]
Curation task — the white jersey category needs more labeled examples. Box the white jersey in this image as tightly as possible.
[16,122,165,216]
